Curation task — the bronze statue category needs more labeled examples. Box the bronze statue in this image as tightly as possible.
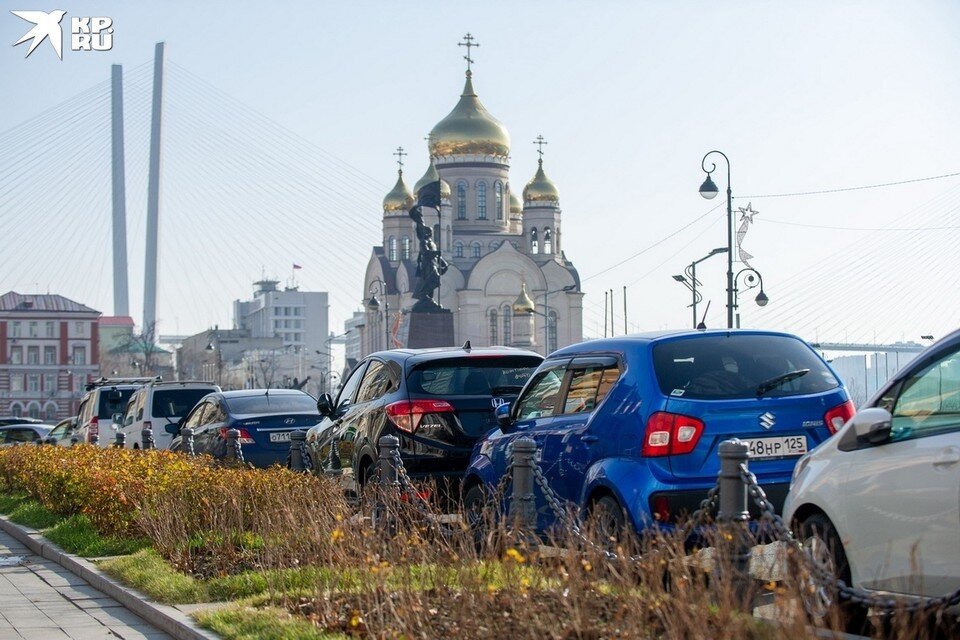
[409,203,448,313]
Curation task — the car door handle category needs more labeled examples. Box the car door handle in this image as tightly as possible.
[933,447,960,467]
[581,435,599,444]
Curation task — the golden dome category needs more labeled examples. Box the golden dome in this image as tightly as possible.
[523,159,560,203]
[429,72,511,157]
[413,161,451,200]
[509,192,523,214]
[382,171,414,213]
[512,282,536,315]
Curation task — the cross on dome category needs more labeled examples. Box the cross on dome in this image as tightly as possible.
[393,146,407,173]
[458,33,480,74]
[533,135,548,162]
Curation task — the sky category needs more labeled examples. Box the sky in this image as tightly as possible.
[2,0,959,345]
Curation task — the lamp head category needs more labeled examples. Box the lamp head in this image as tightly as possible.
[205,341,215,351]
[672,275,687,283]
[699,174,719,200]
[755,290,769,307]
[367,294,380,311]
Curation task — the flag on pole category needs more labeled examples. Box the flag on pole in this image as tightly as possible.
[292,263,302,270]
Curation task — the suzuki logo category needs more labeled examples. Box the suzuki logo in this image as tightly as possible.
[759,412,776,430]
[491,397,507,409]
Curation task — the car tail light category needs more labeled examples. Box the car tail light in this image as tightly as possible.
[824,400,856,434]
[89,417,99,437]
[386,399,455,434]
[642,411,705,457]
[218,427,255,444]
[652,495,671,522]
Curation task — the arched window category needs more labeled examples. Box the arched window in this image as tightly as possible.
[494,181,504,220]
[388,236,397,261]
[471,242,482,258]
[10,403,22,418]
[502,306,513,345]
[543,227,553,254]
[547,311,559,353]
[489,240,501,252]
[530,228,539,254]
[401,236,411,260]
[476,181,487,219]
[489,309,498,345]
[28,402,40,419]
[457,181,467,219]
[454,241,464,258]
[44,403,57,421]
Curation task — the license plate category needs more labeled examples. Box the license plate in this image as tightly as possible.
[743,435,807,459]
[269,432,291,443]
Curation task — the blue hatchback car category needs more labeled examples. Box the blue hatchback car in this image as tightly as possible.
[463,330,854,534]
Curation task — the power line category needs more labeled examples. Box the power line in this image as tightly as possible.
[738,171,960,199]
[757,219,960,232]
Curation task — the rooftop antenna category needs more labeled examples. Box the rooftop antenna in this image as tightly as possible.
[697,301,711,331]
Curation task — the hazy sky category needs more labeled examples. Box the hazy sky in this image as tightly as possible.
[2,0,959,345]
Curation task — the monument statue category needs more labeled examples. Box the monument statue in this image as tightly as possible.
[409,201,448,313]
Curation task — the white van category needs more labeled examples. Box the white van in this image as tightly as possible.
[119,380,220,450]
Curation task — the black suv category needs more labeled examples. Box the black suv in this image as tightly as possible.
[306,345,542,497]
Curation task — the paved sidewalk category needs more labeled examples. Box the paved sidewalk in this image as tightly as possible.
[0,529,171,640]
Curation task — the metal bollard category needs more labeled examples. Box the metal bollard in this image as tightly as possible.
[717,439,752,606]
[224,428,241,462]
[141,427,155,450]
[44,437,57,446]
[289,431,306,471]
[114,431,126,448]
[34,438,43,447]
[91,432,99,446]
[70,436,79,446]
[181,427,195,456]
[509,438,538,534]
[375,435,400,533]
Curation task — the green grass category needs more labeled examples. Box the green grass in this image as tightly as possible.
[0,491,30,514]
[194,605,342,640]
[9,499,61,529]
[100,549,207,604]
[45,515,150,557]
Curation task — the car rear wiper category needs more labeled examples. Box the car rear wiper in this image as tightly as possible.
[490,385,523,396]
[755,369,809,396]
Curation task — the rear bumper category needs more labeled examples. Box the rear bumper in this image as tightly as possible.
[649,482,790,523]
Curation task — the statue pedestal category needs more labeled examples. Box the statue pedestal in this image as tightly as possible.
[406,310,455,349]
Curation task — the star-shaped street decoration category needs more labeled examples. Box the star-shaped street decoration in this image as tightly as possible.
[738,202,759,224]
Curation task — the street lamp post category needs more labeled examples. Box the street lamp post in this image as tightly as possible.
[698,150,735,328]
[367,278,390,352]
[732,267,769,328]
[205,325,223,387]
[513,284,577,355]
[672,247,728,329]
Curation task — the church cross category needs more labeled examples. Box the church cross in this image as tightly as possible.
[393,146,407,171]
[458,33,480,72]
[533,135,548,161]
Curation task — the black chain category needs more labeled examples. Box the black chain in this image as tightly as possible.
[231,437,244,464]
[298,440,313,472]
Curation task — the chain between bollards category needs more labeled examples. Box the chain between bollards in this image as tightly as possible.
[180,427,195,456]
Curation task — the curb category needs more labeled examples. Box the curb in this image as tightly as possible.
[0,515,219,640]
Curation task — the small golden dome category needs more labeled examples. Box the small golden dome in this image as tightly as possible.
[382,171,414,213]
[512,282,536,315]
[429,72,511,157]
[509,192,523,214]
[413,161,451,200]
[523,159,560,203]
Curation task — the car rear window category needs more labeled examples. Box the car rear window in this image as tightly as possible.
[97,388,135,418]
[408,356,542,396]
[152,388,216,418]
[225,394,318,415]
[652,334,839,400]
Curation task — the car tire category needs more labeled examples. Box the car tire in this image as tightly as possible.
[463,483,489,547]
[799,513,868,634]
[589,494,629,546]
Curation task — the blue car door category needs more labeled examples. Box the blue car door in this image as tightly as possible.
[496,358,570,529]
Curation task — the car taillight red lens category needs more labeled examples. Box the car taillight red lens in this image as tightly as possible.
[386,399,455,433]
[89,417,99,436]
[218,427,255,444]
[642,411,705,457]
[652,495,671,523]
[824,400,856,435]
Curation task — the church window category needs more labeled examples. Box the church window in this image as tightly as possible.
[476,181,487,219]
[471,242,482,258]
[489,241,500,251]
[530,228,539,254]
[454,241,464,258]
[502,306,512,345]
[388,236,397,261]
[547,311,559,353]
[401,236,410,260]
[489,309,498,344]
[543,227,553,254]
[457,181,467,219]
[494,181,503,220]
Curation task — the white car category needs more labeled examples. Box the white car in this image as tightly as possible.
[784,329,960,620]
[119,380,220,450]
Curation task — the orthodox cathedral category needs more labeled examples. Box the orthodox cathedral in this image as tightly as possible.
[358,36,583,357]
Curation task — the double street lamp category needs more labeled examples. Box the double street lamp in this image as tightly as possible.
[698,150,735,329]
[672,247,727,329]
[732,267,769,328]
[367,278,391,352]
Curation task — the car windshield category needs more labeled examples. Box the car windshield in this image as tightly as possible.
[97,388,135,418]
[652,334,839,400]
[152,388,216,418]
[225,394,317,415]
[408,356,542,396]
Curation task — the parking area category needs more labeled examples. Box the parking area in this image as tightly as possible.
[0,529,171,640]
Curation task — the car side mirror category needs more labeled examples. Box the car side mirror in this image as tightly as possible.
[317,393,334,417]
[165,423,179,435]
[852,407,893,445]
[495,402,513,431]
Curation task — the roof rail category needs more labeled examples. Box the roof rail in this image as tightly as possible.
[84,376,160,391]
[145,379,217,387]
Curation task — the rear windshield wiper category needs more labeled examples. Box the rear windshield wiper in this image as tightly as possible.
[490,385,523,396]
[755,369,809,396]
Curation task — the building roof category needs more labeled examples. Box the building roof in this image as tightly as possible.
[99,315,135,327]
[0,292,99,314]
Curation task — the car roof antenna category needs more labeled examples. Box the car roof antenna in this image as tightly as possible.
[696,301,710,331]
[462,340,472,352]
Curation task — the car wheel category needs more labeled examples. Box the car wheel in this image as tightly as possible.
[589,494,629,546]
[463,483,489,543]
[799,513,868,633]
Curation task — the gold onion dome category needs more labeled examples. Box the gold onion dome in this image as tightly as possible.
[523,159,560,203]
[512,282,536,315]
[509,192,523,214]
[382,171,414,213]
[428,72,511,157]
[413,161,451,199]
